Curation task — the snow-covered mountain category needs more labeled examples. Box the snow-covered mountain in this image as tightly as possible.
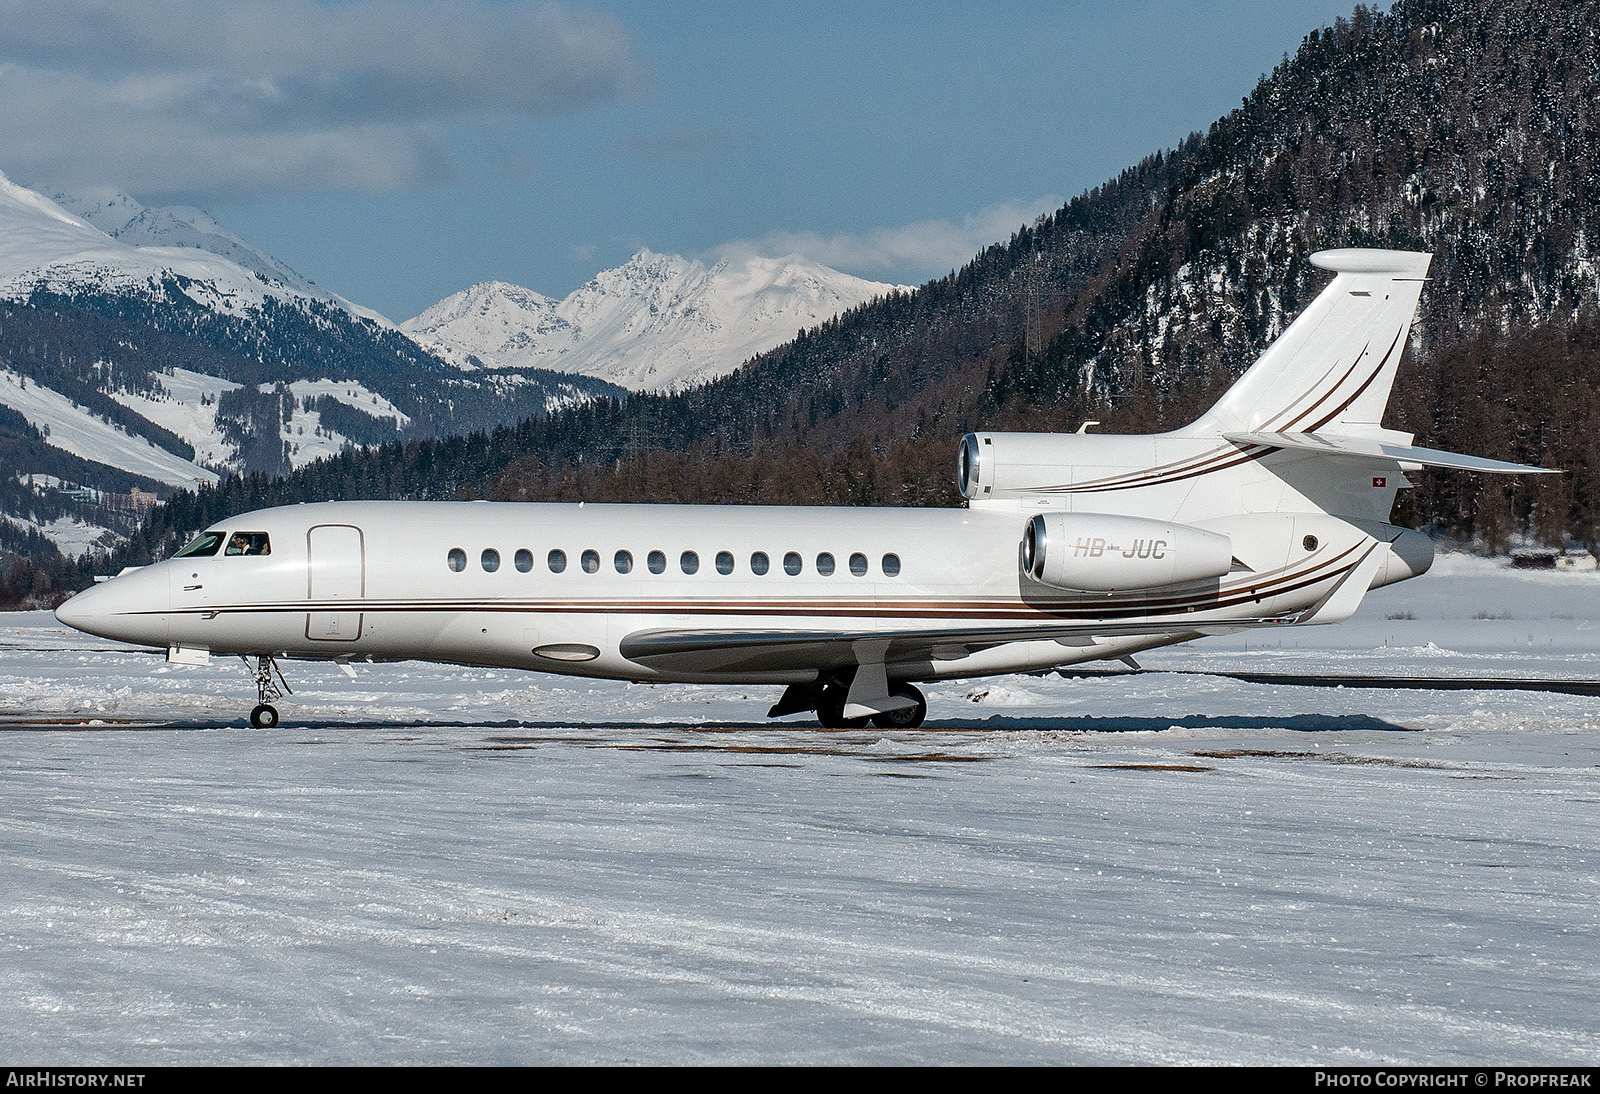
[0,170,624,556]
[403,249,905,393]
[0,172,379,321]
[53,187,329,301]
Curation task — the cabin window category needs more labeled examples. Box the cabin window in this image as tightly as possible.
[548,549,567,573]
[615,549,633,574]
[581,549,600,574]
[481,548,500,573]
[849,552,868,576]
[224,532,272,557]
[174,531,226,559]
[514,548,533,573]
[681,550,700,575]
[816,552,835,576]
[647,550,666,574]
[783,551,802,576]
[882,553,901,577]
[447,547,467,572]
[751,551,770,575]
[715,550,735,575]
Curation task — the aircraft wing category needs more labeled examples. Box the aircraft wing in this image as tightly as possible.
[1224,431,1558,474]
[618,618,1291,675]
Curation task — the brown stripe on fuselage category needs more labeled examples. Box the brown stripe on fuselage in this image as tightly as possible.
[151,543,1361,625]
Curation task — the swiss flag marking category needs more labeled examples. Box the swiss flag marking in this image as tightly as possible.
[1372,476,1387,488]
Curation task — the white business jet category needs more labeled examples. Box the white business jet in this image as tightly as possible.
[55,249,1553,728]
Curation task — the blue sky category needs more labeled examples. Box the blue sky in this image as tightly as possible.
[1,0,1365,319]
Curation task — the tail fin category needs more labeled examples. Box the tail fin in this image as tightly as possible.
[1184,249,1432,436]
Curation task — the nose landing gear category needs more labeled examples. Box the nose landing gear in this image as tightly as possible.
[243,655,292,728]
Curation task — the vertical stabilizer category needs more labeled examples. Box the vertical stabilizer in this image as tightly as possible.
[1184,249,1432,436]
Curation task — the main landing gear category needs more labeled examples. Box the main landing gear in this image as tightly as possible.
[243,655,292,728]
[769,678,928,729]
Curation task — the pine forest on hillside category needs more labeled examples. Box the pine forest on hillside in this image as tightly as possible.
[7,0,1600,604]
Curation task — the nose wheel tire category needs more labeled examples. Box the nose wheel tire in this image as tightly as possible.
[243,655,291,728]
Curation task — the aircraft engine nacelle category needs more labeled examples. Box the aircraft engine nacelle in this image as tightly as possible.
[1020,513,1234,592]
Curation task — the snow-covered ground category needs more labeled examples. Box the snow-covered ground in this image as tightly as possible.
[1,554,1597,1063]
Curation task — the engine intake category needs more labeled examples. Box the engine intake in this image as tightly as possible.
[1021,513,1233,592]
[958,431,1124,499]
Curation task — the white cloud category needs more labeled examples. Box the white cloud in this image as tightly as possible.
[716,196,1064,280]
[0,0,646,196]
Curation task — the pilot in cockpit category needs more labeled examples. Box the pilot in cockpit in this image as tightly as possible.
[224,532,271,557]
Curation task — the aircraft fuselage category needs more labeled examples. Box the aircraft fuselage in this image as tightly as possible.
[58,499,1424,685]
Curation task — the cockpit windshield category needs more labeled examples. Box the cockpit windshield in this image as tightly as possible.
[172,531,225,558]
[224,532,271,557]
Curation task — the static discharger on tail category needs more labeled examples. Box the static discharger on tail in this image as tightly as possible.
[56,249,1556,728]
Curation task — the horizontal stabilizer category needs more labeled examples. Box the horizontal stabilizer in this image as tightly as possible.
[1224,432,1558,475]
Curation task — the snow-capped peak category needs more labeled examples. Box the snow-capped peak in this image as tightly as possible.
[50,188,327,298]
[403,248,906,392]
[47,185,146,235]
[0,170,390,323]
[0,171,124,272]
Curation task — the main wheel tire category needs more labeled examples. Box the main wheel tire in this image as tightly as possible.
[870,684,927,729]
[250,703,279,729]
[816,686,870,729]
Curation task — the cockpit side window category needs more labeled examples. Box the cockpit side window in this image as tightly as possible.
[223,532,272,557]
[173,531,226,558]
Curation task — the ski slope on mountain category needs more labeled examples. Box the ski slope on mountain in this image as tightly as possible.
[0,513,118,556]
[404,249,905,392]
[108,369,241,469]
[0,371,217,488]
[286,379,411,428]
[107,369,411,475]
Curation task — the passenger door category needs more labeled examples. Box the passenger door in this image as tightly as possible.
[306,524,364,642]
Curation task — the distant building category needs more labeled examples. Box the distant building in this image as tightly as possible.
[105,487,160,512]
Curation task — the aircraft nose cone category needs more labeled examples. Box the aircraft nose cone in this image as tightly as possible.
[54,585,102,631]
[54,567,170,647]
